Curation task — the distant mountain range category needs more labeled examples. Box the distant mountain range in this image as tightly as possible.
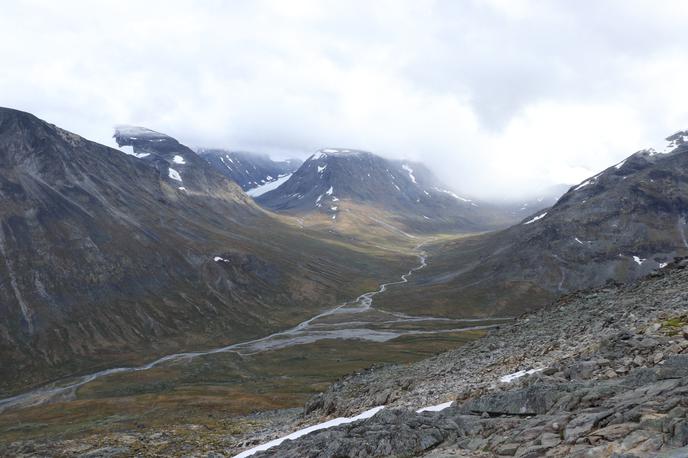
[254,148,526,233]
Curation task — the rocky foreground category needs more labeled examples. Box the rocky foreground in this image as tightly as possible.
[246,260,688,457]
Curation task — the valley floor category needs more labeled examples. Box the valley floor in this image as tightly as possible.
[0,238,496,457]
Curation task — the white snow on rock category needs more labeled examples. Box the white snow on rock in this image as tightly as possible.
[318,165,327,173]
[119,145,150,159]
[659,262,669,269]
[232,406,385,457]
[178,186,186,191]
[574,180,591,191]
[633,256,646,265]
[168,168,182,182]
[500,368,543,383]
[214,256,230,263]
[326,186,334,196]
[416,401,453,413]
[402,164,417,184]
[173,155,186,164]
[434,187,471,202]
[524,212,547,225]
[114,125,168,139]
[614,159,627,169]
[247,174,292,197]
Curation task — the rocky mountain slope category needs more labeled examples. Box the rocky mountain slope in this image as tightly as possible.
[376,135,688,318]
[0,108,409,396]
[197,148,301,191]
[255,148,518,233]
[237,259,688,457]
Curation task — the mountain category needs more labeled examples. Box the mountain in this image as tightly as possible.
[376,133,688,318]
[0,108,408,396]
[255,148,516,233]
[197,148,301,191]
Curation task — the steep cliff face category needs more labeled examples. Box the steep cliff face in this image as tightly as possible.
[0,108,406,395]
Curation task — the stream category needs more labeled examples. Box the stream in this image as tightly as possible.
[0,246,510,413]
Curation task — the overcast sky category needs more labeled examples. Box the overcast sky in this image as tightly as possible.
[2,0,688,200]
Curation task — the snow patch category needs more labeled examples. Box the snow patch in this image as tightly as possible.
[416,401,453,413]
[119,145,150,159]
[231,405,385,457]
[318,165,327,173]
[402,164,417,183]
[574,180,591,191]
[434,187,470,202]
[213,257,230,263]
[633,256,646,265]
[659,262,669,269]
[326,186,334,196]
[168,168,182,182]
[524,212,547,225]
[247,174,292,197]
[173,155,186,164]
[500,368,543,383]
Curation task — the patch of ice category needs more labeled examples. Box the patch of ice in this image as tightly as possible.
[178,186,186,191]
[326,186,334,196]
[402,164,417,184]
[331,196,339,202]
[633,256,646,265]
[168,168,182,182]
[500,368,542,383]
[247,174,292,197]
[659,262,669,269]
[523,212,547,225]
[416,401,453,413]
[213,256,230,263]
[172,155,186,164]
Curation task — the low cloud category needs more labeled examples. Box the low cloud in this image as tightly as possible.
[2,0,687,200]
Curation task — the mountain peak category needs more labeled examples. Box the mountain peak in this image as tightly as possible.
[309,148,369,160]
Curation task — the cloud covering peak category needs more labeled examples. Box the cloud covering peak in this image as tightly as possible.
[2,0,688,200]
